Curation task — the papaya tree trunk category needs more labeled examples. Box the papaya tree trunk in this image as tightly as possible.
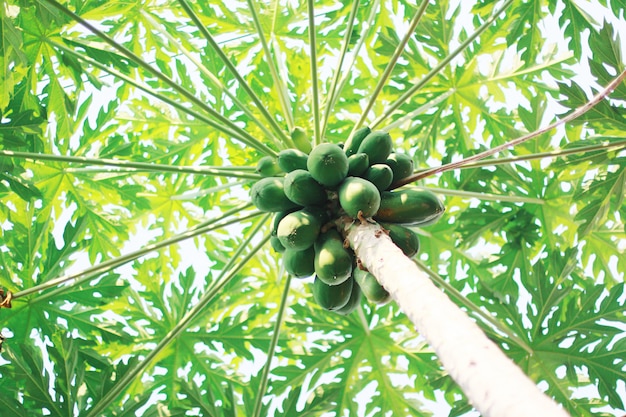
[344,221,569,417]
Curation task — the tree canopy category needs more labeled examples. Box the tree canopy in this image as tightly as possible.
[0,0,625,415]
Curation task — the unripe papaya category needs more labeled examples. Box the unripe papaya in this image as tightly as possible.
[278,149,309,173]
[256,156,281,177]
[283,246,315,278]
[301,206,330,227]
[270,235,285,253]
[312,275,353,311]
[343,126,371,157]
[353,268,390,304]
[284,169,327,207]
[334,282,361,315]
[338,177,381,218]
[347,153,370,177]
[363,164,393,192]
[307,143,349,187]
[251,177,301,212]
[357,131,393,164]
[374,188,444,226]
[291,127,312,154]
[272,209,297,236]
[385,153,414,184]
[381,222,420,257]
[314,229,353,285]
[277,209,321,250]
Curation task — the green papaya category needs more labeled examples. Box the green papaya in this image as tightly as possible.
[256,156,281,177]
[291,127,312,154]
[270,235,285,253]
[363,164,393,192]
[343,126,371,157]
[353,268,390,304]
[347,153,370,177]
[284,169,328,207]
[338,177,381,218]
[278,149,309,173]
[272,209,297,236]
[312,275,354,311]
[301,206,330,227]
[380,223,420,257]
[283,246,315,278]
[307,143,349,187]
[334,282,361,315]
[385,153,414,184]
[277,209,321,250]
[251,177,302,212]
[374,188,444,226]
[357,131,393,164]
[314,229,353,285]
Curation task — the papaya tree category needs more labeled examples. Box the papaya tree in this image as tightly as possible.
[1,0,625,416]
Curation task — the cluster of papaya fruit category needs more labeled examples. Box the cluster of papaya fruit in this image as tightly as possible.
[250,127,445,315]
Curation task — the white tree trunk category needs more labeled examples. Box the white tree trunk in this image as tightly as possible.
[345,221,569,417]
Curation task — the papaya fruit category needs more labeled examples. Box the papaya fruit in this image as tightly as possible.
[251,177,302,212]
[347,153,370,177]
[301,206,330,227]
[343,126,371,157]
[385,153,414,184]
[314,229,353,285]
[278,149,309,173]
[284,169,327,207]
[357,130,393,164]
[353,268,390,304]
[270,235,285,253]
[283,246,315,278]
[277,209,321,250]
[256,155,281,177]
[312,275,354,311]
[290,127,312,154]
[338,177,381,218]
[363,164,393,192]
[307,143,349,187]
[374,188,444,226]
[380,223,420,257]
[272,209,297,236]
[334,282,361,315]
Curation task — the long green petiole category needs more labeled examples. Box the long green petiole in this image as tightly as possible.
[40,0,276,157]
[84,219,272,417]
[140,11,284,150]
[351,0,430,135]
[443,139,626,171]
[371,0,515,129]
[11,203,258,301]
[252,274,292,417]
[246,0,296,135]
[48,40,274,155]
[320,0,361,139]
[382,89,454,132]
[0,150,262,180]
[394,68,626,186]
[307,0,321,146]
[424,187,545,205]
[176,0,291,145]
[327,0,380,143]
